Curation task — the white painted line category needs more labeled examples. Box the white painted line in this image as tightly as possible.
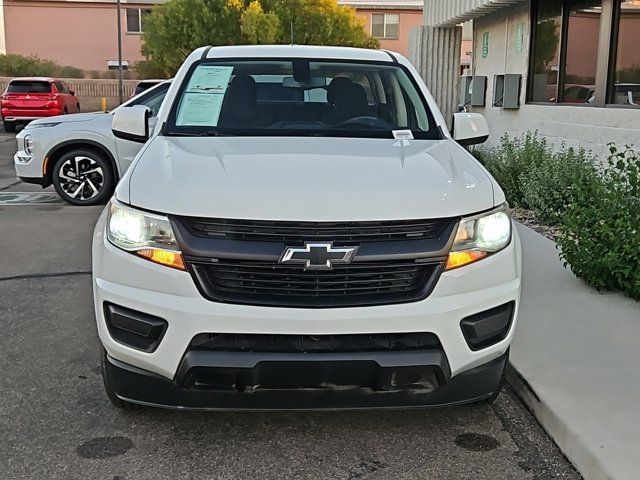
[0,192,64,205]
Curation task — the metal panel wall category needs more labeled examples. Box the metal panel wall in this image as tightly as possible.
[424,0,528,27]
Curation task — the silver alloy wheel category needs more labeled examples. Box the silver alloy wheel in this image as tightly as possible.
[57,156,105,201]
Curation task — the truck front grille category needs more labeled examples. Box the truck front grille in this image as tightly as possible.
[189,259,442,308]
[180,217,453,245]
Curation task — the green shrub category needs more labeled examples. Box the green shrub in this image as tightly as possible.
[474,132,600,223]
[474,132,551,208]
[0,54,82,78]
[520,145,599,223]
[132,60,170,80]
[556,145,640,300]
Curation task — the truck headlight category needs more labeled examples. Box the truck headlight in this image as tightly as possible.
[23,134,34,156]
[107,201,185,270]
[446,205,512,270]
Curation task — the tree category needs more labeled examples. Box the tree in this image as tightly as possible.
[142,0,378,74]
[241,1,280,44]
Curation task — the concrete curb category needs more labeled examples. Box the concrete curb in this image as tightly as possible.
[506,367,611,480]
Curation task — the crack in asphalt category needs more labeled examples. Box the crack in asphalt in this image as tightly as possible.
[0,180,22,191]
[0,270,92,283]
[494,381,582,479]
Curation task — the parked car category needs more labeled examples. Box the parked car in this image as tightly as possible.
[131,79,165,98]
[1,77,80,132]
[14,80,170,205]
[94,45,521,411]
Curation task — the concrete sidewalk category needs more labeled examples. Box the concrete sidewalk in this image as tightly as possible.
[509,224,640,480]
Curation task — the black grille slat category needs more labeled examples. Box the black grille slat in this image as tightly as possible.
[208,275,418,287]
[182,217,453,244]
[190,332,441,353]
[191,260,440,307]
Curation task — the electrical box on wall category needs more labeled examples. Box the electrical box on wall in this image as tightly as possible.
[459,76,473,107]
[494,74,522,109]
[470,76,487,107]
[503,74,522,109]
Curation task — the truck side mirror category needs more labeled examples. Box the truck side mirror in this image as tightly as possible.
[112,105,151,143]
[452,112,489,146]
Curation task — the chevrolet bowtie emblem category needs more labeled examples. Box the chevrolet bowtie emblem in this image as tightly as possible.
[280,242,358,270]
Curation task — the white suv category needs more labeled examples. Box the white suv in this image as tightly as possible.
[94,45,521,410]
[14,81,170,205]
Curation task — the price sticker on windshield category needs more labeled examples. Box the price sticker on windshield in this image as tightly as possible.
[392,130,414,140]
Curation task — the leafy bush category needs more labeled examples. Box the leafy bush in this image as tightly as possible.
[520,145,599,223]
[474,132,551,208]
[475,133,639,300]
[475,132,599,223]
[556,145,640,300]
[0,54,83,78]
[132,60,169,80]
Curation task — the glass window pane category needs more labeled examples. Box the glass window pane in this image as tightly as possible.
[385,14,400,39]
[612,1,640,106]
[171,60,436,139]
[562,0,601,103]
[531,0,563,102]
[126,9,140,33]
[371,14,385,38]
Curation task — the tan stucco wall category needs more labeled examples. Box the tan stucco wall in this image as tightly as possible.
[354,9,423,57]
[3,0,148,71]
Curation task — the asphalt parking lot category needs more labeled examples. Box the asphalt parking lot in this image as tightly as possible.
[0,127,581,480]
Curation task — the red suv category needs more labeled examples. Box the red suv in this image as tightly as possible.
[1,77,80,132]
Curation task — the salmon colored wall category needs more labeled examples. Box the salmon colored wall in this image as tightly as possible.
[354,9,423,57]
[3,0,147,71]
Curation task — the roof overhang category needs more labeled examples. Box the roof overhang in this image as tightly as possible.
[425,0,529,27]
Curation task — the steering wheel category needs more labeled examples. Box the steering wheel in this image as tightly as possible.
[332,116,390,128]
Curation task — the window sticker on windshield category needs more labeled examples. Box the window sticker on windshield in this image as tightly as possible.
[176,65,234,126]
[392,130,414,140]
[185,66,234,94]
[176,93,225,126]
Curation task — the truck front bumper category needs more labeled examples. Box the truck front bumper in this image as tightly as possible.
[104,349,508,410]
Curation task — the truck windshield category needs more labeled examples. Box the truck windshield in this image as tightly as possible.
[165,59,439,139]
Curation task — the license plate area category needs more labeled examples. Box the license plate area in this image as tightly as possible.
[182,361,441,393]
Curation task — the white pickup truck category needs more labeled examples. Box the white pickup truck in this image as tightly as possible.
[93,45,521,411]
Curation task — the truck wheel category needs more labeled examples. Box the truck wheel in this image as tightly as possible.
[101,348,141,410]
[52,149,114,206]
[3,121,15,133]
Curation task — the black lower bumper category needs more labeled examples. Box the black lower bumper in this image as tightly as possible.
[105,350,507,411]
[17,176,48,187]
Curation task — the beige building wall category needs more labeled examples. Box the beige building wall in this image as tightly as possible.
[3,0,148,71]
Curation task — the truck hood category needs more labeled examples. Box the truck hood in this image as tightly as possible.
[124,136,497,221]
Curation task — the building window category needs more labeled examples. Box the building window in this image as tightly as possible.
[126,8,151,34]
[371,13,400,39]
[530,0,602,103]
[610,1,640,106]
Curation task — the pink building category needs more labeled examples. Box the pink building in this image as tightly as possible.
[1,0,152,71]
[339,0,424,57]
[0,0,426,72]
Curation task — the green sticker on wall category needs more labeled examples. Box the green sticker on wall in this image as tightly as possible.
[482,32,489,58]
[515,23,524,54]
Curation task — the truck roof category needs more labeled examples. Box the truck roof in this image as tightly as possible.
[200,44,399,63]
